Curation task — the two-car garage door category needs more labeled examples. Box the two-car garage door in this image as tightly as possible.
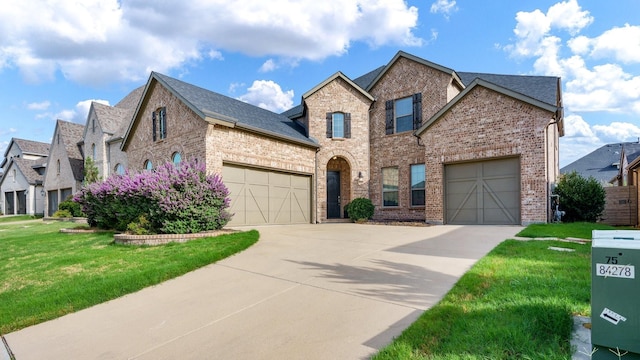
[445,158,520,225]
[222,165,311,226]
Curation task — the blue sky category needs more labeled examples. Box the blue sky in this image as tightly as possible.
[1,0,639,167]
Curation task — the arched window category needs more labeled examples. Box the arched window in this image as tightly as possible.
[115,163,125,175]
[91,143,96,159]
[172,152,182,166]
[144,160,153,171]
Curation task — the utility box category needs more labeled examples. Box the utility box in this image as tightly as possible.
[592,230,640,359]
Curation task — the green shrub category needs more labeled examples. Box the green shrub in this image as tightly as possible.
[553,171,606,222]
[58,196,84,217]
[52,209,73,218]
[345,197,375,222]
[127,215,152,235]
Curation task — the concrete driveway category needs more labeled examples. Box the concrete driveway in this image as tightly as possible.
[4,224,520,360]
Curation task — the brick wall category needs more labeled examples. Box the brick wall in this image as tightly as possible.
[304,76,372,221]
[44,125,82,216]
[368,57,456,221]
[419,85,554,225]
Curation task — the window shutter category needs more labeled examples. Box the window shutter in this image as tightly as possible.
[326,112,333,138]
[344,113,351,138]
[152,111,157,141]
[385,100,394,135]
[413,93,422,130]
[161,108,167,138]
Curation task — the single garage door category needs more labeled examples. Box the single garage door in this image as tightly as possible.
[445,157,520,225]
[222,165,311,226]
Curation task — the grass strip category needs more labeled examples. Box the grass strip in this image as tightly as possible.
[0,221,258,334]
[374,224,601,360]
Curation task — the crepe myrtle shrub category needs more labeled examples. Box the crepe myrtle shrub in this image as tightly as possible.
[74,159,231,233]
[552,170,606,222]
[345,197,375,222]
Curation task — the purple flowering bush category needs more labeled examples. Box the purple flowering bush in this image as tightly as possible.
[74,160,231,234]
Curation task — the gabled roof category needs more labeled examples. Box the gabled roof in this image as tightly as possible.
[365,51,464,91]
[415,78,561,137]
[561,142,640,185]
[458,72,560,108]
[123,72,317,149]
[352,65,386,90]
[115,86,144,110]
[1,138,49,168]
[91,102,132,135]
[9,157,45,185]
[302,71,374,102]
[56,120,85,181]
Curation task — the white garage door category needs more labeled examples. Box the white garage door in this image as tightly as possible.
[222,165,311,226]
[445,158,520,225]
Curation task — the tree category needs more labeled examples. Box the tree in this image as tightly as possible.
[83,157,101,185]
[553,171,606,222]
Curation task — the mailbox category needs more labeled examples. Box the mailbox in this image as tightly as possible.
[591,230,640,359]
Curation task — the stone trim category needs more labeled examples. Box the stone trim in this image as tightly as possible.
[114,230,236,246]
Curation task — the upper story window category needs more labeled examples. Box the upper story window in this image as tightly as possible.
[326,112,351,139]
[56,160,60,175]
[144,160,153,171]
[91,143,96,159]
[385,93,422,135]
[172,152,182,166]
[411,164,426,207]
[382,167,399,207]
[92,118,96,133]
[152,107,167,141]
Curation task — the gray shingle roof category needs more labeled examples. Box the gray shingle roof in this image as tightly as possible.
[458,72,559,107]
[560,142,640,184]
[13,157,45,185]
[93,102,132,135]
[13,138,50,157]
[352,65,386,90]
[115,86,144,110]
[152,72,316,147]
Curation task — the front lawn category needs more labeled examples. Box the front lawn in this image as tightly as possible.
[0,220,258,334]
[374,222,622,360]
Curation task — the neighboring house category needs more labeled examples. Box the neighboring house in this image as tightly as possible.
[81,86,144,179]
[43,120,85,216]
[122,51,563,226]
[561,142,640,186]
[0,138,49,215]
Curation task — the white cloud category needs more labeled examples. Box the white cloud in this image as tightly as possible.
[259,59,278,73]
[237,80,294,113]
[0,0,422,85]
[46,99,110,124]
[430,0,457,18]
[26,101,51,111]
[546,0,593,35]
[584,24,640,64]
[593,122,640,143]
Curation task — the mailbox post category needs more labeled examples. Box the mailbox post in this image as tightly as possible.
[591,230,640,359]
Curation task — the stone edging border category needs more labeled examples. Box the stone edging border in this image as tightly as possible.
[113,229,237,246]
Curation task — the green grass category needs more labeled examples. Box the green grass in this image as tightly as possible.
[516,221,627,240]
[373,222,606,360]
[0,220,259,334]
[0,215,41,223]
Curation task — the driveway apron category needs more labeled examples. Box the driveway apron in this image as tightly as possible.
[4,224,521,359]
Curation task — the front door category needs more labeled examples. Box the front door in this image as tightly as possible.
[327,171,341,218]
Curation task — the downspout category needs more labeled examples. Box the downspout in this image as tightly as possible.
[545,116,560,223]
[315,147,320,223]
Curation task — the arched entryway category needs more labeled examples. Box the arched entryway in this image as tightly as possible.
[326,156,351,219]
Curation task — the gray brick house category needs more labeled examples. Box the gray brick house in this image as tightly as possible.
[0,138,49,215]
[121,51,564,226]
[43,120,85,216]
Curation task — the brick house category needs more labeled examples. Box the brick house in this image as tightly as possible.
[43,120,85,216]
[0,138,49,215]
[122,51,564,226]
[81,87,144,179]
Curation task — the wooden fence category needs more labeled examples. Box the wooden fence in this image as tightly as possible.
[600,186,637,226]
